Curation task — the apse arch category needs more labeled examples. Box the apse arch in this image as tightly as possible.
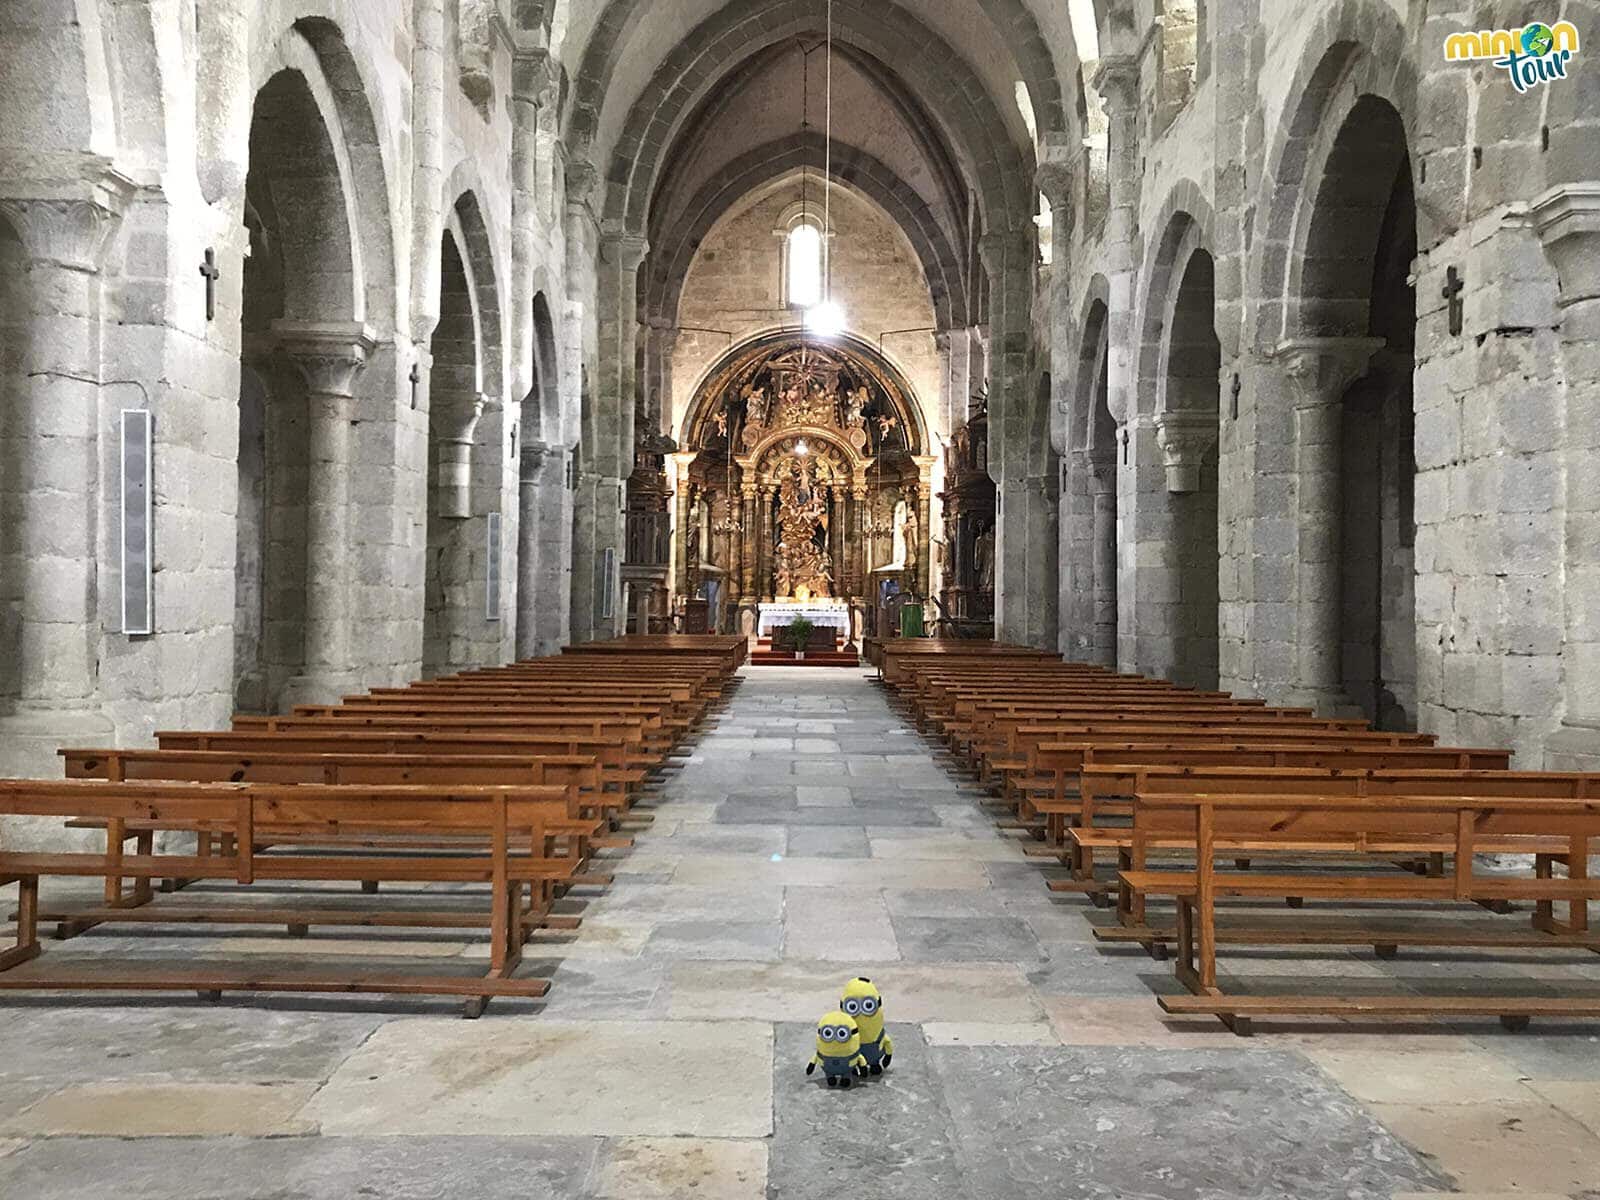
[597,0,1034,238]
[679,330,929,458]
[645,135,969,332]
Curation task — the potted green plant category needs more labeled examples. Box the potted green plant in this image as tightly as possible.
[788,617,815,660]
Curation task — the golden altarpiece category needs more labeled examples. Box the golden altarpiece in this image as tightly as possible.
[672,334,936,635]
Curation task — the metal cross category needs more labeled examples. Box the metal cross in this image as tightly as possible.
[1442,265,1465,337]
[199,248,221,321]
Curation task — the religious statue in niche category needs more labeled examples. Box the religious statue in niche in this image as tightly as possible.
[877,497,911,571]
[975,521,996,592]
[774,460,833,600]
[742,384,771,450]
[844,386,869,453]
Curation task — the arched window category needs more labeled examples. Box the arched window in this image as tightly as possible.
[786,222,823,309]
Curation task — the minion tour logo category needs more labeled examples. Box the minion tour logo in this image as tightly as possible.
[1444,21,1581,93]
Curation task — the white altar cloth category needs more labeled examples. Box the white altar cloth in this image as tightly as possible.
[758,602,851,637]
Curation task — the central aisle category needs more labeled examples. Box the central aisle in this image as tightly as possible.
[526,666,1450,1199]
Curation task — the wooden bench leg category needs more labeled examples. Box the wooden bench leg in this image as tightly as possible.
[1534,854,1556,932]
[1,877,43,972]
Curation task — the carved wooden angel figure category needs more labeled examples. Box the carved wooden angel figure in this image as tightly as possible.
[845,387,868,430]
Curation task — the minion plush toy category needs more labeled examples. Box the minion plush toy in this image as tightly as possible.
[840,977,893,1074]
[806,1011,868,1088]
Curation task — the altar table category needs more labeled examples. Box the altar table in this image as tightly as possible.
[758,603,852,637]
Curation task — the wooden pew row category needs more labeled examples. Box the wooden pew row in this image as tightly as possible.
[1008,728,1450,828]
[0,779,585,1015]
[1019,740,1513,883]
[1117,789,1600,1034]
[1075,765,1596,929]
[155,730,654,816]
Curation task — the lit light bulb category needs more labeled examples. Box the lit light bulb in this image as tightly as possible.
[805,300,846,338]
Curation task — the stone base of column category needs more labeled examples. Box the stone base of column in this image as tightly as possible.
[1545,721,1600,771]
[279,671,366,711]
[0,704,117,850]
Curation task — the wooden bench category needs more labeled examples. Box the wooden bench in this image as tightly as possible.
[0,778,585,1016]
[154,730,655,815]
[1020,744,1514,890]
[1116,789,1600,1033]
[1072,767,1592,927]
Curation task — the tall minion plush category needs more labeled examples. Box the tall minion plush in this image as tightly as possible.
[841,977,893,1075]
[806,1010,868,1088]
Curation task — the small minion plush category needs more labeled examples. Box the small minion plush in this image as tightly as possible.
[841,977,893,1074]
[806,1010,868,1088]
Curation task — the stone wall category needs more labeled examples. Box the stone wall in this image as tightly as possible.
[0,0,577,830]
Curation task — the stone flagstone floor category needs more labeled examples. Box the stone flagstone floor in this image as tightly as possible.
[1,666,1599,1197]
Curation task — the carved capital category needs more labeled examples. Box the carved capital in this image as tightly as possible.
[514,48,562,107]
[1090,55,1141,113]
[601,223,650,272]
[274,320,377,396]
[520,437,564,471]
[1154,410,1219,493]
[565,159,601,209]
[1085,447,1118,493]
[1035,132,1076,211]
[1530,182,1600,306]
[977,230,1034,277]
[0,160,136,271]
[1267,336,1385,408]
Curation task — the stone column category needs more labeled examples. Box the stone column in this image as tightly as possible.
[981,228,1057,647]
[573,226,648,642]
[510,49,561,415]
[1088,448,1119,668]
[516,438,567,659]
[1266,337,1382,711]
[1093,56,1142,426]
[275,321,377,705]
[0,176,131,788]
[434,393,487,519]
[1534,184,1600,767]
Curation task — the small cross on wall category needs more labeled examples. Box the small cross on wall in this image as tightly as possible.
[409,360,423,410]
[1442,265,1465,337]
[199,247,221,322]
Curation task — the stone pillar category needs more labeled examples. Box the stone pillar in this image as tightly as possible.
[1266,337,1382,712]
[434,393,487,519]
[0,176,131,790]
[510,49,561,416]
[409,0,447,347]
[981,228,1056,647]
[1093,56,1142,428]
[195,0,254,205]
[275,321,377,705]
[1534,185,1600,767]
[516,438,568,659]
[575,227,648,641]
[1088,448,1118,668]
